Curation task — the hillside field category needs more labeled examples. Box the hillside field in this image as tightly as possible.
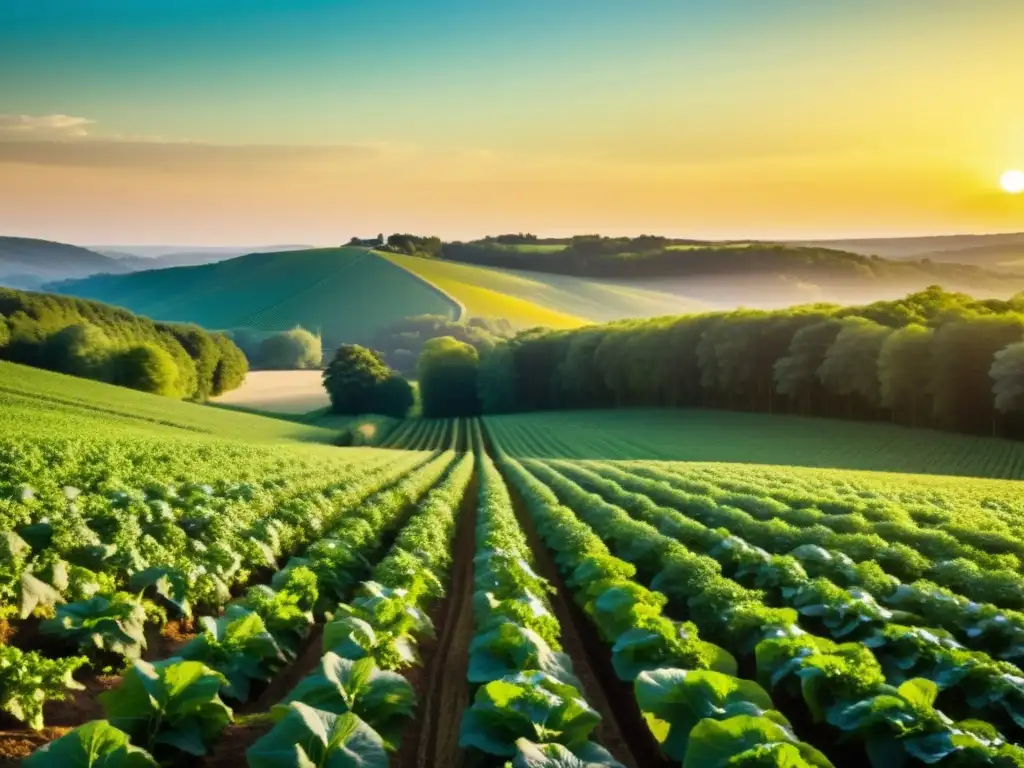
[381,250,698,326]
[52,247,460,347]
[210,369,330,414]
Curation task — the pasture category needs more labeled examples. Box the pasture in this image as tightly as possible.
[210,369,330,415]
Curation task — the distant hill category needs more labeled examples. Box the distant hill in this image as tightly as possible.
[0,236,130,289]
[96,244,315,271]
[789,232,1024,259]
[51,247,461,349]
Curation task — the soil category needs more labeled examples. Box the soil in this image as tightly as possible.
[497,465,666,768]
[245,626,325,714]
[393,474,479,768]
[0,727,71,766]
[143,619,196,661]
[0,619,13,646]
[201,716,274,768]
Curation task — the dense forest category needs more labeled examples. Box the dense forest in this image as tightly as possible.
[0,288,247,399]
[475,286,1024,438]
[370,314,512,375]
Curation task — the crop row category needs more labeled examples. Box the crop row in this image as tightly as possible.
[10,449,444,739]
[489,439,835,767]
[491,446,1024,766]
[456,422,626,765]
[533,458,1024,744]
[24,446,462,765]
[579,459,1024,662]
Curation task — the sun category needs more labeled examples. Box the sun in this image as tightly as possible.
[1002,169,1024,194]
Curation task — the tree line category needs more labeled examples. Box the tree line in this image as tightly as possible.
[474,286,1024,438]
[0,288,247,399]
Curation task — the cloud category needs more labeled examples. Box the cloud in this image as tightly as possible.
[0,114,95,137]
[0,138,391,171]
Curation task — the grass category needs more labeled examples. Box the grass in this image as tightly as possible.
[379,251,697,326]
[54,247,459,345]
[0,361,340,444]
[485,408,1024,479]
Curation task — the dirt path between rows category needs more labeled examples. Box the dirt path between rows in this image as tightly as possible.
[498,467,667,768]
[395,473,478,768]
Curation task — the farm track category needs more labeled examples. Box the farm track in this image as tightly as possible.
[495,466,662,768]
[395,472,478,768]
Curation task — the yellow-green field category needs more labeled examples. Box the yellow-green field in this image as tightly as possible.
[379,251,697,327]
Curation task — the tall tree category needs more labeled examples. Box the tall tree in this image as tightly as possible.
[774,318,844,413]
[991,341,1024,415]
[878,324,934,426]
[817,318,892,413]
[322,344,394,415]
[418,336,480,417]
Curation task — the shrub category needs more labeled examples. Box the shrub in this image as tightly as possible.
[372,375,415,418]
[44,323,114,380]
[258,327,322,370]
[418,336,480,417]
[322,344,392,414]
[115,344,183,397]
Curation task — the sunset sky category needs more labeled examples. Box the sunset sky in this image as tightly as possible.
[2,0,1023,245]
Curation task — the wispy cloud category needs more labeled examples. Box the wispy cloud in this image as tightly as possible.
[0,114,95,136]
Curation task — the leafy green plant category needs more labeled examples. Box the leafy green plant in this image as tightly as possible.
[511,738,624,768]
[634,668,788,761]
[180,604,287,701]
[0,646,87,730]
[41,592,148,659]
[275,653,414,750]
[247,702,389,768]
[468,623,578,686]
[459,671,602,757]
[683,715,833,768]
[23,720,159,768]
[98,658,232,757]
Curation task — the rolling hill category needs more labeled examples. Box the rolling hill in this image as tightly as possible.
[52,247,461,348]
[380,251,697,327]
[0,236,130,289]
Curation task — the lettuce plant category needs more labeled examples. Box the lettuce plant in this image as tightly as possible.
[23,719,159,768]
[467,623,579,686]
[459,671,602,757]
[682,714,833,768]
[41,592,148,659]
[248,703,389,768]
[511,738,624,768]
[634,668,789,761]
[179,604,286,701]
[0,645,86,730]
[276,653,414,750]
[98,658,232,757]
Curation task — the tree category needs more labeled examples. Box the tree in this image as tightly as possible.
[992,341,1024,415]
[930,316,1024,433]
[44,323,113,380]
[211,333,248,395]
[418,336,480,417]
[817,318,892,411]
[371,375,415,418]
[878,324,934,425]
[0,315,9,351]
[115,344,182,396]
[166,324,219,400]
[258,327,322,370]
[322,344,393,414]
[774,318,844,412]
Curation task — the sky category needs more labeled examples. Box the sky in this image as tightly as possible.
[1,0,1023,246]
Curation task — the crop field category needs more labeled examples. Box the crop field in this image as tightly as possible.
[379,251,697,326]
[55,248,459,347]
[8,382,1024,767]
[486,409,1024,478]
[210,370,331,415]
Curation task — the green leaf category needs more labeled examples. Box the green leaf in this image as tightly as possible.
[634,668,780,761]
[512,739,625,767]
[277,653,414,750]
[128,567,191,619]
[20,571,65,619]
[459,672,601,757]
[99,659,232,756]
[683,715,832,768]
[248,703,389,768]
[23,720,159,768]
[896,678,938,711]
[468,623,579,686]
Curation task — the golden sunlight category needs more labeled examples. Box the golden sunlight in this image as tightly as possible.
[1001,169,1024,194]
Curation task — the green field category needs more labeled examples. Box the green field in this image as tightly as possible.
[0,361,340,444]
[52,247,459,346]
[485,408,1024,478]
[380,251,698,326]
[9,364,1024,767]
